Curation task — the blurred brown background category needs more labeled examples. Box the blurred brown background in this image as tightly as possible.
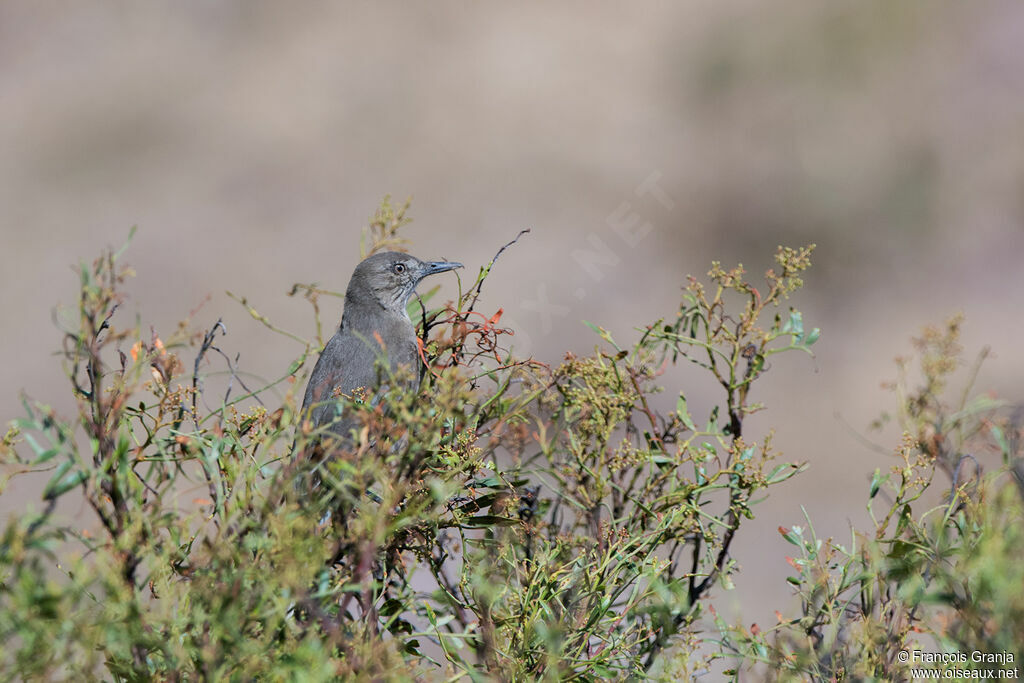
[2,1,1023,631]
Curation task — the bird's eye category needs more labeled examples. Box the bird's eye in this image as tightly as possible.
[393,263,407,274]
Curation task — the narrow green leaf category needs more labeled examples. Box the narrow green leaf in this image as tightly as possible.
[676,394,696,431]
[43,461,88,500]
[24,434,59,464]
[784,309,803,337]
[869,468,885,499]
[462,515,520,528]
[779,526,802,546]
[706,405,719,433]
[113,225,138,260]
[454,492,503,514]
[990,423,1010,458]
[766,463,798,484]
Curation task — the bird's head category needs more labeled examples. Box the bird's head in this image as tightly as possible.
[347,251,463,314]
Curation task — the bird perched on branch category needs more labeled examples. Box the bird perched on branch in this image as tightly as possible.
[299,251,462,447]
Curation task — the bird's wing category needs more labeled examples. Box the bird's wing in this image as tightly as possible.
[300,322,420,440]
[301,331,380,431]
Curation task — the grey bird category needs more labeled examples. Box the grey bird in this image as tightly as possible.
[299,251,462,446]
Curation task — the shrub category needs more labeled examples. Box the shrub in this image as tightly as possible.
[718,315,1024,680]
[3,200,1018,680]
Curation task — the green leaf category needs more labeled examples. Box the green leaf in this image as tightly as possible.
[990,423,1010,459]
[699,442,716,462]
[766,463,799,484]
[454,491,504,514]
[895,504,913,535]
[286,358,303,375]
[676,394,696,431]
[43,461,88,500]
[582,320,621,350]
[113,225,137,260]
[869,468,886,499]
[24,434,59,464]
[422,602,457,631]
[461,515,520,528]
[785,309,803,337]
[706,405,720,433]
[379,598,404,616]
[688,309,701,338]
[468,476,527,489]
[779,526,802,546]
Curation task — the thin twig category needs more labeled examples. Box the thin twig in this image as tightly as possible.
[834,410,889,456]
[192,319,226,432]
[25,497,58,539]
[466,228,530,314]
[947,453,980,509]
